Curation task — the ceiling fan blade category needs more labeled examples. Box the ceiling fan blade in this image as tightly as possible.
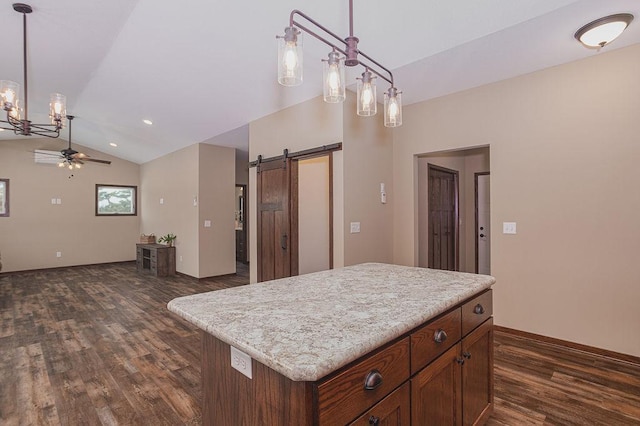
[74,159,85,165]
[33,150,63,158]
[84,158,112,165]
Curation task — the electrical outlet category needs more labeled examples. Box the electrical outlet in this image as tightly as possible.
[179,255,183,262]
[350,222,361,233]
[230,346,252,379]
[56,251,62,258]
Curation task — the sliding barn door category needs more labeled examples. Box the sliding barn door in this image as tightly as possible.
[257,159,293,282]
[428,164,459,271]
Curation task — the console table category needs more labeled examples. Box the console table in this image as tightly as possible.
[136,243,176,276]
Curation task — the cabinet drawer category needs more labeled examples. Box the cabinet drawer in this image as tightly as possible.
[317,337,410,426]
[462,290,492,336]
[348,382,410,425]
[411,308,461,374]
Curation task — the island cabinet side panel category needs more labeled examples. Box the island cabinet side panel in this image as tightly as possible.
[201,332,315,426]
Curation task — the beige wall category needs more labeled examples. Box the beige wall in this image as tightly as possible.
[393,44,640,357]
[342,94,394,266]
[140,144,200,276]
[140,143,236,278]
[0,138,140,272]
[198,144,236,277]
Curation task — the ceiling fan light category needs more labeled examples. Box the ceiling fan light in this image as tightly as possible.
[75,163,81,169]
[58,162,65,168]
[575,13,634,48]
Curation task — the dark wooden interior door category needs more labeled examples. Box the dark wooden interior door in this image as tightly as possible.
[257,159,292,282]
[428,164,459,271]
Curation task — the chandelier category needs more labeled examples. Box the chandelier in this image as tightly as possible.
[0,3,67,138]
[277,0,403,127]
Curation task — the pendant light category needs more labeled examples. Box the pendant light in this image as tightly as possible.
[1,3,67,138]
[278,0,403,127]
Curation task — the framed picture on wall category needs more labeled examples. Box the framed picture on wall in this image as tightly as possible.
[0,179,9,217]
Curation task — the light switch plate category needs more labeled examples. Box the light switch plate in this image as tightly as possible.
[230,346,252,379]
[503,222,517,234]
[350,222,361,233]
[204,220,212,228]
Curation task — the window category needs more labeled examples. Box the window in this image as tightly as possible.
[0,179,9,217]
[96,184,137,216]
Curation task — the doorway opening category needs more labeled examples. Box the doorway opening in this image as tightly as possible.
[417,146,490,273]
[235,185,247,263]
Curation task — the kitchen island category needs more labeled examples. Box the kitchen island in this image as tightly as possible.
[168,263,495,425]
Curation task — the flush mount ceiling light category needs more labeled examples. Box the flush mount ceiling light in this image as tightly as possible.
[277,0,403,127]
[1,3,67,137]
[574,13,634,49]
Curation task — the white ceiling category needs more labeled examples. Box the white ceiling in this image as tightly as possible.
[1,0,639,164]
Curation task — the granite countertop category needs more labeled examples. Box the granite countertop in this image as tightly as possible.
[167,263,495,382]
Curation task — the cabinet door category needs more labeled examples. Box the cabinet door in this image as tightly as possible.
[461,318,493,426]
[411,343,462,426]
[349,382,410,426]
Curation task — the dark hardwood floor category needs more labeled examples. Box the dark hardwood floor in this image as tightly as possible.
[1,263,639,425]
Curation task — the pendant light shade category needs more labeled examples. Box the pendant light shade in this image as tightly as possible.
[278,27,303,86]
[49,93,66,125]
[323,50,345,103]
[0,80,20,111]
[574,13,634,49]
[384,87,402,128]
[357,70,376,116]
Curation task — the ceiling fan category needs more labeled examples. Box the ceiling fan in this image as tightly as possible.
[42,115,112,170]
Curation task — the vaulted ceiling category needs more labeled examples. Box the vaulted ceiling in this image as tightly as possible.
[1,0,639,163]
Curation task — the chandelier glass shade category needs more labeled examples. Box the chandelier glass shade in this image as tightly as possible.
[1,3,67,138]
[277,0,402,127]
[322,50,346,103]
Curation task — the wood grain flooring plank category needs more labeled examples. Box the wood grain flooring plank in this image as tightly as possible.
[2,263,639,425]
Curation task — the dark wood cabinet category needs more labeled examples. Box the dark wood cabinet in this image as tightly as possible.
[462,319,494,425]
[200,289,493,425]
[411,292,493,426]
[411,344,463,425]
[136,244,176,276]
[350,382,411,425]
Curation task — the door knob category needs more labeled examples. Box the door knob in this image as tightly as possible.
[480,234,485,238]
[281,234,288,250]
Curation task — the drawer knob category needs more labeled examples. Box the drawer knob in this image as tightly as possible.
[463,351,471,359]
[364,369,383,390]
[369,416,380,426]
[456,357,465,365]
[434,329,448,343]
[474,304,485,315]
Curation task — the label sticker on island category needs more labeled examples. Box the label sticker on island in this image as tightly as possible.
[230,346,253,379]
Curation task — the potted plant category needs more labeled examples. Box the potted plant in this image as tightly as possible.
[158,233,177,247]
